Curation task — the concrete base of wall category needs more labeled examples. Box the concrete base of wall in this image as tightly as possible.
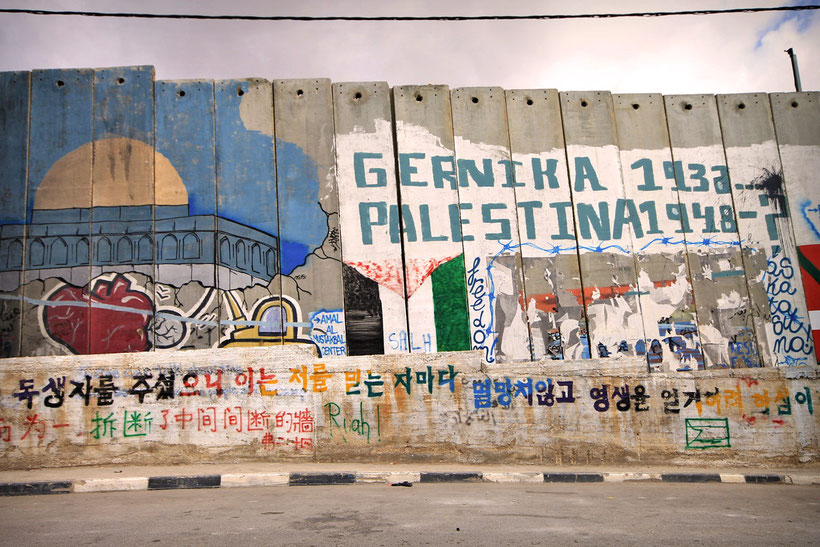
[0,346,817,470]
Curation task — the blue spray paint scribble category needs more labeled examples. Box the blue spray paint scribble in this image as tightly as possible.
[800,199,820,240]
[765,250,814,364]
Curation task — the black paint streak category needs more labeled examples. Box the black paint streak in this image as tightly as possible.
[343,263,384,356]
[289,473,356,485]
[0,481,72,496]
[147,475,221,489]
[752,168,785,210]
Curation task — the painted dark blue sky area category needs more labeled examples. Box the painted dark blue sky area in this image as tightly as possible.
[25,68,93,223]
[156,79,216,216]
[277,139,327,275]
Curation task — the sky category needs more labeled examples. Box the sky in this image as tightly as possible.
[0,0,817,93]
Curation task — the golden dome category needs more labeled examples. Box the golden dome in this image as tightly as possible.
[34,137,188,209]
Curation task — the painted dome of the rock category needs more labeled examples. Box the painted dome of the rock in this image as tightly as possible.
[34,137,187,209]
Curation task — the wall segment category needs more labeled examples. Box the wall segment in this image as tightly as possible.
[0,65,817,375]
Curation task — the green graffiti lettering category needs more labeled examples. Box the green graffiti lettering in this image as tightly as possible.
[577,202,611,240]
[432,155,458,189]
[420,204,448,242]
[638,201,662,235]
[631,158,662,191]
[458,158,494,188]
[482,203,510,240]
[359,202,387,245]
[550,201,575,240]
[450,203,474,242]
[399,152,426,187]
[389,204,416,243]
[574,156,606,191]
[499,159,524,188]
[532,157,559,190]
[354,152,386,187]
[517,200,541,240]
[613,198,643,240]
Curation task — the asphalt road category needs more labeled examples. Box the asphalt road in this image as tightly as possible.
[1,482,818,546]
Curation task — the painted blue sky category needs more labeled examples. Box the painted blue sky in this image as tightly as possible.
[0,1,816,93]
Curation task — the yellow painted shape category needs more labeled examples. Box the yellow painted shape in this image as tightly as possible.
[34,137,187,209]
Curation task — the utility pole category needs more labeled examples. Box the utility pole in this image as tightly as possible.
[785,48,802,92]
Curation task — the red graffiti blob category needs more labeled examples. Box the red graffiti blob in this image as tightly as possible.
[347,256,455,298]
[44,274,153,355]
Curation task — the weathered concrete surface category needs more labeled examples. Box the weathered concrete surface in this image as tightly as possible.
[770,92,820,363]
[506,89,586,360]
[393,84,470,354]
[665,95,758,369]
[718,93,814,368]
[451,87,530,364]
[0,71,28,359]
[333,82,407,356]
[0,346,816,470]
[22,68,94,358]
[614,93,701,372]
[275,79,346,358]
[154,79,220,351]
[561,91,642,360]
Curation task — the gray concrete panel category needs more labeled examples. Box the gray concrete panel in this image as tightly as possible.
[506,89,586,360]
[275,79,346,358]
[333,82,407,355]
[0,71,29,358]
[393,85,470,353]
[451,87,531,363]
[719,93,815,367]
[561,90,642,361]
[614,93,702,372]
[22,68,94,357]
[770,91,820,365]
[154,79,219,351]
[665,95,759,368]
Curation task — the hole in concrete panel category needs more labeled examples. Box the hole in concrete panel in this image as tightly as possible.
[354,91,362,99]
[177,90,185,97]
[580,100,588,107]
[738,102,745,110]
[791,101,799,108]
[416,94,423,102]
[526,98,533,106]
[684,103,692,110]
[237,87,244,96]
[632,103,640,110]
[117,77,125,84]
[56,80,65,87]
[471,97,479,104]
[296,89,304,96]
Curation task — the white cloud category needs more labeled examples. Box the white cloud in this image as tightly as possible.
[0,0,816,92]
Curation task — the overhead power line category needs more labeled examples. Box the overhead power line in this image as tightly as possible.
[0,5,818,22]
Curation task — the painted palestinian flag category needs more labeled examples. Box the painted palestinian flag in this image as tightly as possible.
[797,244,820,363]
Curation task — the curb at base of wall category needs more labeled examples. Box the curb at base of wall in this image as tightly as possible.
[0,471,817,496]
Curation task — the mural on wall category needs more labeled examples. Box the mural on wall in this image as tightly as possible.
[0,66,817,371]
[771,92,820,364]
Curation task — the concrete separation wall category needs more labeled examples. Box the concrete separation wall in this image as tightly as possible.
[0,346,816,470]
[1,67,818,371]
